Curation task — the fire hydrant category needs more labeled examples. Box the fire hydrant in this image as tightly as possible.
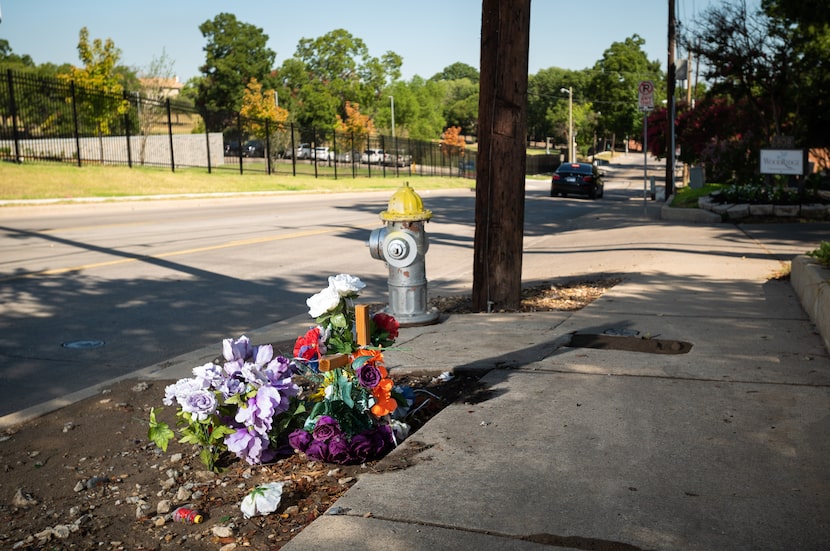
[368,182,440,327]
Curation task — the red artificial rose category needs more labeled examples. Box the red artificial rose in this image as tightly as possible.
[372,313,399,340]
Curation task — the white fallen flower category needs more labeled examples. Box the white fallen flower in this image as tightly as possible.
[240,482,285,519]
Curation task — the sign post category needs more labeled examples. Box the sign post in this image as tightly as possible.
[638,81,655,213]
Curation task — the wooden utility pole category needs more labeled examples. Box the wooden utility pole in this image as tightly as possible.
[666,0,676,197]
[472,0,531,312]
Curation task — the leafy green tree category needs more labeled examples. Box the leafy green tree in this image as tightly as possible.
[240,77,290,155]
[431,62,479,83]
[682,1,830,176]
[527,67,591,146]
[196,13,276,132]
[587,34,663,150]
[400,76,446,141]
[59,27,130,149]
[439,78,479,136]
[762,0,830,150]
[279,29,402,132]
[0,40,35,70]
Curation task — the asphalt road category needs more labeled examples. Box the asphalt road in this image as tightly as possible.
[0,166,653,417]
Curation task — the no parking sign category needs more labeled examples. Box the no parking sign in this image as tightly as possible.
[638,81,655,111]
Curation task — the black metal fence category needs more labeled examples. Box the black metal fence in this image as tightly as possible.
[0,68,473,179]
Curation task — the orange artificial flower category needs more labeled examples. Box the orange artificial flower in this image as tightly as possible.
[371,378,397,416]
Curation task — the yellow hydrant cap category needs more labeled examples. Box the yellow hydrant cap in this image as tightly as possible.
[380,182,433,221]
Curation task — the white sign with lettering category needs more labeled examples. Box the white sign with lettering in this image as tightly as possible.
[760,149,803,175]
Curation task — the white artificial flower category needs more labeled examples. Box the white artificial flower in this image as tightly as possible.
[328,274,366,296]
[240,482,285,518]
[307,285,341,318]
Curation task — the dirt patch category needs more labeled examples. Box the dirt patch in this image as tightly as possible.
[0,279,619,550]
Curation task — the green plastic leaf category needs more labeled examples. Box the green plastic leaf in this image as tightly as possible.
[331,312,348,328]
[147,408,174,452]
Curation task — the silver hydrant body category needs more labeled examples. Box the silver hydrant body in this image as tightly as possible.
[368,183,440,327]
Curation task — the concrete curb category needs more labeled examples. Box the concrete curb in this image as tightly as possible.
[791,255,830,354]
[660,194,723,223]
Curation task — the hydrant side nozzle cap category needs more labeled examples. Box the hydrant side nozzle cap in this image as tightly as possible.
[379,182,433,221]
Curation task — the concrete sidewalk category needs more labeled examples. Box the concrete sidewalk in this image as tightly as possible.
[274,236,830,549]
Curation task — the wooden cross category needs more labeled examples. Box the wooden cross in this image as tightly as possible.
[318,304,372,372]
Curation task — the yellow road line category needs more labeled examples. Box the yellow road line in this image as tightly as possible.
[1,226,364,283]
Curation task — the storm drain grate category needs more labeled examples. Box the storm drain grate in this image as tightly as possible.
[567,333,692,354]
[62,340,106,350]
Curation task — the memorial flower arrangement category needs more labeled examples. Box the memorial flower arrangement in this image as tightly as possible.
[148,336,305,471]
[288,274,412,465]
[149,274,410,469]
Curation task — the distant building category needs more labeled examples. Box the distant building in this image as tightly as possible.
[138,76,184,100]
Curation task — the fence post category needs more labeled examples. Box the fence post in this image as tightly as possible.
[6,69,22,163]
[70,81,82,167]
[289,122,296,176]
[332,130,338,180]
[124,92,133,168]
[265,119,271,175]
[312,127,319,178]
[366,134,372,178]
[237,113,244,175]
[205,124,212,174]
[166,99,175,172]
[380,135,387,177]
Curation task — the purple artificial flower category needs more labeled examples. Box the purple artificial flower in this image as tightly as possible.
[327,437,353,464]
[235,385,283,434]
[225,426,268,465]
[349,433,373,463]
[163,377,206,406]
[180,389,218,421]
[312,416,342,442]
[355,363,383,389]
[305,439,329,462]
[192,362,225,389]
[288,429,312,452]
[223,358,244,377]
[370,425,395,455]
[253,343,274,366]
[223,335,253,362]
[264,355,295,381]
[240,362,268,386]
[218,377,246,400]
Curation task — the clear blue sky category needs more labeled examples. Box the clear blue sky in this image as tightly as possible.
[1,0,723,82]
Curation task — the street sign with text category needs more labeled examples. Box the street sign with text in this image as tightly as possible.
[638,80,655,112]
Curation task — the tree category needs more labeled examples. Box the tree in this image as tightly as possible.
[440,126,465,156]
[59,27,130,162]
[279,29,402,132]
[647,96,761,183]
[240,77,290,155]
[682,1,830,176]
[335,101,375,136]
[431,62,479,83]
[762,0,830,149]
[0,40,35,70]
[587,35,663,151]
[527,67,591,147]
[398,76,446,141]
[196,13,276,132]
[439,78,479,136]
[134,49,177,164]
